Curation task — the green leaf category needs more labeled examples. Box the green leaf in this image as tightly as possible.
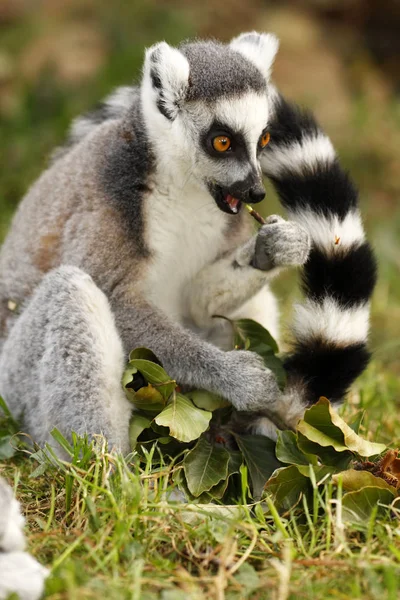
[186,389,230,411]
[129,414,152,448]
[198,477,230,502]
[332,469,398,494]
[125,391,165,413]
[261,354,287,391]
[227,450,243,475]
[296,464,336,481]
[233,318,279,354]
[50,428,74,457]
[126,359,176,401]
[276,430,318,466]
[297,425,349,455]
[123,364,164,412]
[265,465,311,512]
[195,450,243,503]
[183,437,230,497]
[341,487,395,523]
[150,422,170,436]
[234,434,281,499]
[232,319,286,389]
[298,397,386,457]
[135,426,165,445]
[29,461,49,479]
[298,398,349,448]
[329,413,386,458]
[0,435,17,459]
[123,356,178,413]
[128,347,160,362]
[131,384,165,413]
[155,393,212,443]
[122,363,138,389]
[157,436,174,445]
[297,432,353,469]
[124,377,166,413]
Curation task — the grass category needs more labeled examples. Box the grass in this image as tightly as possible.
[2,359,400,599]
[2,415,400,600]
[1,1,400,598]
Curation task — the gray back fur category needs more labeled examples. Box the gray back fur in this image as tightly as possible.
[0,115,151,348]
[52,86,139,161]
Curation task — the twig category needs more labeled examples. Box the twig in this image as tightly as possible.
[245,203,266,225]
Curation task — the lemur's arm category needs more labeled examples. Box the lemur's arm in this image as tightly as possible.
[110,291,281,413]
[187,215,310,329]
[259,89,377,428]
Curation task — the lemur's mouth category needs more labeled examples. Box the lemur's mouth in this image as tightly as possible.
[211,185,242,215]
[225,194,241,213]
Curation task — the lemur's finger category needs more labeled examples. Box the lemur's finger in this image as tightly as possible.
[265,214,284,225]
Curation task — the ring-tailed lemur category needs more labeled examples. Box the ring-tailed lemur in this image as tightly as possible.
[0,33,376,452]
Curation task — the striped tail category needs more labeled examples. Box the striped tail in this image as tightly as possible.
[261,90,377,428]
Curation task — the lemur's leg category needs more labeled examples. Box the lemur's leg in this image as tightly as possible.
[229,285,280,342]
[0,478,48,600]
[0,553,48,600]
[205,285,281,352]
[0,266,132,454]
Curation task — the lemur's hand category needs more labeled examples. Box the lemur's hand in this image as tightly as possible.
[253,215,310,271]
[218,350,281,412]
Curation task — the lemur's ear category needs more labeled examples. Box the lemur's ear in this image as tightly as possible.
[230,32,279,81]
[143,42,190,121]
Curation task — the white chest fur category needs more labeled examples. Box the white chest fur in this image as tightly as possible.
[143,182,229,321]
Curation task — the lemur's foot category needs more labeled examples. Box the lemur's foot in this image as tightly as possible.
[0,478,48,600]
[253,214,311,271]
[242,394,308,441]
[217,350,281,412]
[250,415,279,440]
[0,552,49,600]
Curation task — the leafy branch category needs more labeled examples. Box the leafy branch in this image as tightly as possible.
[123,320,399,521]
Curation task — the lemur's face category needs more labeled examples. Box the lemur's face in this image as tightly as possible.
[141,32,279,215]
[183,92,270,215]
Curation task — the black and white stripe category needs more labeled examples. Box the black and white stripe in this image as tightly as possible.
[261,90,377,425]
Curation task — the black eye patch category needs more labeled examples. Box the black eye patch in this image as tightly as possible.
[200,120,249,160]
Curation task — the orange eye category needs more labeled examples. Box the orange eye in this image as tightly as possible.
[259,131,270,148]
[212,135,231,152]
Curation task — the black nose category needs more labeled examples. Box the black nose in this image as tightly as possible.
[248,187,266,204]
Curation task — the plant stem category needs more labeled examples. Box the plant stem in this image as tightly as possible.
[245,203,266,225]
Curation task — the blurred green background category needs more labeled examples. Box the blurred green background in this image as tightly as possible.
[0,0,399,412]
